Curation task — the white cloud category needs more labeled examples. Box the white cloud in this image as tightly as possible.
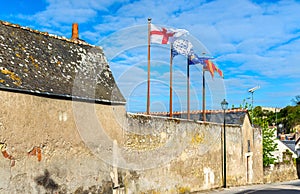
[5,0,300,110]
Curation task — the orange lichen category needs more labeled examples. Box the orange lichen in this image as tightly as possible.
[15,53,21,58]
[0,79,5,83]
[178,187,191,194]
[191,132,204,144]
[37,147,42,161]
[0,143,15,167]
[0,68,22,86]
[28,146,42,162]
[29,55,39,68]
[29,55,34,62]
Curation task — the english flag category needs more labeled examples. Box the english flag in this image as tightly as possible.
[150,24,188,44]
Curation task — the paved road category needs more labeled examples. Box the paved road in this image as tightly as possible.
[199,180,300,194]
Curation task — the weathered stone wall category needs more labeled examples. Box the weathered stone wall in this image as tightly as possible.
[263,152,298,183]
[0,90,263,193]
[123,114,263,193]
[0,90,123,193]
[252,126,264,184]
[226,114,263,186]
[123,115,223,193]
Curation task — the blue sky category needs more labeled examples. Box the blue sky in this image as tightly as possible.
[1,0,300,112]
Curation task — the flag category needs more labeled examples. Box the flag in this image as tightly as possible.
[204,59,223,78]
[171,47,179,58]
[172,39,193,57]
[150,24,188,44]
[188,53,206,65]
[216,67,223,78]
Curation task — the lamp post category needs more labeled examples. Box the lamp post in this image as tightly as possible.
[248,86,260,125]
[221,99,228,188]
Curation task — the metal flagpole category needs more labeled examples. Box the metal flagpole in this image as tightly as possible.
[169,43,173,118]
[202,66,206,122]
[187,58,190,120]
[147,18,151,115]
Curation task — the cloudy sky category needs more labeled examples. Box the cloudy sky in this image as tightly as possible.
[1,0,300,112]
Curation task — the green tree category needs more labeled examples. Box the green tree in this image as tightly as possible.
[277,105,300,132]
[253,106,263,118]
[292,95,300,106]
[262,120,278,166]
[252,106,264,127]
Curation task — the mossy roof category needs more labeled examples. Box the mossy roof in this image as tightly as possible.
[0,20,125,104]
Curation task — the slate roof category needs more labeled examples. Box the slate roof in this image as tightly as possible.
[150,109,249,125]
[296,137,300,145]
[281,140,296,153]
[198,110,248,125]
[0,20,125,104]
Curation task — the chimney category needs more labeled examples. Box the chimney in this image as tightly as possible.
[71,23,79,40]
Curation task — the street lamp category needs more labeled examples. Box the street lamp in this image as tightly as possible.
[248,86,260,125]
[278,123,284,138]
[221,99,228,188]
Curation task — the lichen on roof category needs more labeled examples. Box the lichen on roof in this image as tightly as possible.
[0,20,125,104]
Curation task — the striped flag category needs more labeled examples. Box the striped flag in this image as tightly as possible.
[204,59,223,78]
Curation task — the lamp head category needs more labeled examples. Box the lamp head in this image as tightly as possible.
[248,86,260,93]
[221,99,228,110]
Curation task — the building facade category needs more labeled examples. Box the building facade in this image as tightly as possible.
[0,20,263,193]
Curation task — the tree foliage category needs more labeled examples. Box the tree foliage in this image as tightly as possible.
[262,121,278,166]
[292,95,300,106]
[252,117,278,167]
[277,105,300,132]
[249,103,300,134]
[251,95,300,166]
[235,95,300,166]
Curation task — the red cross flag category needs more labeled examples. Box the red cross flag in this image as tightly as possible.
[150,24,188,44]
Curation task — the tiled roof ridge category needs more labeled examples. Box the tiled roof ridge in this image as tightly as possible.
[0,20,95,47]
[138,108,248,115]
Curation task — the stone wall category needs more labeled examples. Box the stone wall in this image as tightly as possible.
[263,152,298,183]
[0,90,119,193]
[123,114,263,193]
[0,90,263,193]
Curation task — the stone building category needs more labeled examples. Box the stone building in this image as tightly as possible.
[0,20,263,193]
[0,20,126,193]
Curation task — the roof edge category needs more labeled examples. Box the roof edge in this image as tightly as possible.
[0,86,126,106]
[0,20,100,48]
[127,112,242,127]
[141,108,248,115]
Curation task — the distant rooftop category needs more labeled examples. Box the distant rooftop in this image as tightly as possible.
[281,140,296,153]
[261,107,282,113]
